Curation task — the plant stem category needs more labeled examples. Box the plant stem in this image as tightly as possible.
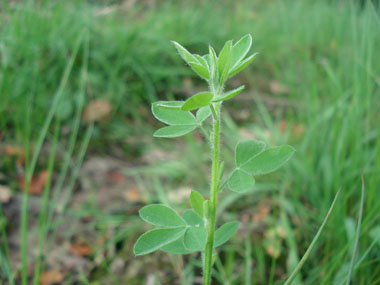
[203,102,221,285]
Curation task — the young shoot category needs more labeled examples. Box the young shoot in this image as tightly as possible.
[133,34,295,284]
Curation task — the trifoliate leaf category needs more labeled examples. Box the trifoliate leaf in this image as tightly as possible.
[161,236,193,255]
[230,34,252,69]
[156,101,184,110]
[184,227,208,252]
[214,221,240,248]
[172,41,209,80]
[241,145,295,175]
[134,227,186,255]
[228,53,258,78]
[213,86,245,102]
[235,139,266,167]
[153,125,197,138]
[139,204,186,227]
[217,40,232,84]
[172,41,198,65]
[181,92,213,111]
[203,54,210,66]
[152,103,197,126]
[194,54,209,69]
[183,209,204,227]
[228,169,255,193]
[196,106,211,123]
[190,62,210,80]
[209,46,218,83]
[190,191,205,217]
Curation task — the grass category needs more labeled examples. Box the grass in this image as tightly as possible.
[0,0,379,284]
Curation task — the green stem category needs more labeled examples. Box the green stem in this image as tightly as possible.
[203,103,221,285]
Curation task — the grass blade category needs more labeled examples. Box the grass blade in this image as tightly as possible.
[32,120,60,285]
[346,176,365,285]
[284,187,342,285]
[20,31,84,285]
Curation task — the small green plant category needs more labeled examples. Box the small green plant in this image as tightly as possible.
[133,35,295,284]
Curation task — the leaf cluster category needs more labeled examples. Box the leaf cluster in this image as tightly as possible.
[134,202,239,256]
[152,34,257,138]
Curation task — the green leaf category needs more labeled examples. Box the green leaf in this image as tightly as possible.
[217,40,232,84]
[235,139,266,167]
[209,46,218,83]
[156,101,184,110]
[134,227,186,255]
[139,204,186,227]
[203,54,210,65]
[228,169,255,193]
[228,53,258,78]
[241,145,295,175]
[214,222,240,248]
[190,191,205,217]
[190,62,210,80]
[172,41,198,64]
[183,209,204,227]
[230,34,252,69]
[181,92,213,111]
[196,106,211,123]
[152,103,197,126]
[184,227,208,252]
[153,125,197,138]
[172,41,209,80]
[161,236,193,255]
[213,86,245,103]
[194,54,209,69]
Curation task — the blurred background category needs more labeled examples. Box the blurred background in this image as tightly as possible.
[0,0,379,284]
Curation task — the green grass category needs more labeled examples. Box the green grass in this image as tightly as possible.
[0,0,379,284]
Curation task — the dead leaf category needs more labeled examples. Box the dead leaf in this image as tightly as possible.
[1,145,25,157]
[70,242,93,257]
[40,270,64,285]
[266,245,280,258]
[269,81,289,94]
[124,185,140,202]
[82,99,112,123]
[0,185,12,203]
[241,214,250,223]
[264,234,282,258]
[252,201,272,222]
[278,121,288,133]
[107,170,126,183]
[18,170,50,195]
